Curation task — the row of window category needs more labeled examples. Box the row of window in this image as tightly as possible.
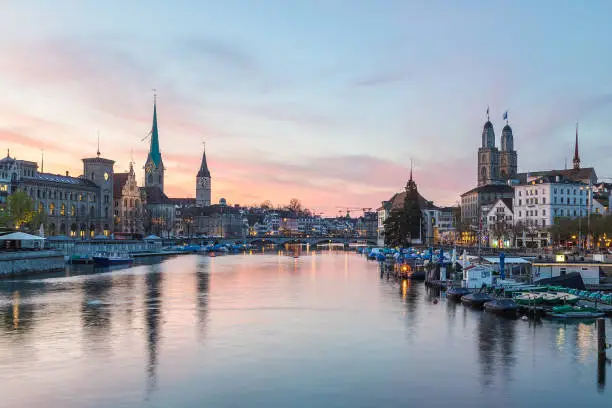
[522,219,547,227]
[488,215,513,222]
[24,187,95,202]
[518,209,547,217]
[38,202,109,218]
[518,208,589,218]
[517,197,590,206]
[114,198,141,208]
[114,209,144,218]
[0,168,35,178]
[518,187,588,196]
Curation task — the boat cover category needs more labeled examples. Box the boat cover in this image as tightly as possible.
[536,272,585,290]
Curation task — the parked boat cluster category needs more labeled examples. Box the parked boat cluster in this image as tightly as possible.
[359,246,612,320]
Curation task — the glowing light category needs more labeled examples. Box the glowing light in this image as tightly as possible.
[12,291,20,329]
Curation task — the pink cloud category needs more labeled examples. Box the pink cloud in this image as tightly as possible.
[159,151,471,215]
[0,129,59,152]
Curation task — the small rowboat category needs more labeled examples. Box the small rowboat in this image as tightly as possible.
[555,292,580,305]
[514,292,544,305]
[549,305,605,319]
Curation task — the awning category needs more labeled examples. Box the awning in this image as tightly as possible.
[0,232,46,241]
[482,257,531,264]
[144,235,162,240]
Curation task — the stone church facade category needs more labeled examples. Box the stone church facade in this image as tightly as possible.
[477,115,517,186]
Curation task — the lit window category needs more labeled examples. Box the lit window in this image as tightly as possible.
[60,204,65,216]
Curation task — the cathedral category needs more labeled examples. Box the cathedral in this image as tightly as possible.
[461,110,517,228]
[477,111,517,186]
[140,96,212,236]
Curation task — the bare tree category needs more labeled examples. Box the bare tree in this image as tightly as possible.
[287,198,303,214]
[490,220,508,247]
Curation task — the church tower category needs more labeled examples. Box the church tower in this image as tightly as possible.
[499,116,517,181]
[477,108,500,186]
[196,144,211,206]
[144,95,165,192]
[573,123,580,170]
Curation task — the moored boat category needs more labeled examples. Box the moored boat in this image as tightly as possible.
[548,305,605,319]
[92,252,134,266]
[446,287,470,301]
[67,254,92,264]
[484,299,518,316]
[542,292,579,305]
[514,292,545,305]
[461,292,494,308]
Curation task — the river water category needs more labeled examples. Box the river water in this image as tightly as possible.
[0,251,609,407]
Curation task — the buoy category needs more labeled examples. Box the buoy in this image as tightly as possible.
[521,315,528,321]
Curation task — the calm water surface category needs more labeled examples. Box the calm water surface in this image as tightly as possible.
[0,251,610,407]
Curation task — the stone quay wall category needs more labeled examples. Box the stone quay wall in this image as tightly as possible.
[0,251,65,277]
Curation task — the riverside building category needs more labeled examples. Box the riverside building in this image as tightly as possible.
[0,149,114,237]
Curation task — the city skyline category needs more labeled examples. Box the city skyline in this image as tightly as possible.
[2,1,612,215]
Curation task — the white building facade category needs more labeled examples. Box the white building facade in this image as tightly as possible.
[484,199,514,247]
[513,175,594,229]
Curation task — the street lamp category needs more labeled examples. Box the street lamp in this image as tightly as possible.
[185,216,193,239]
[579,184,591,253]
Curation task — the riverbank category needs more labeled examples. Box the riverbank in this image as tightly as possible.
[0,251,65,276]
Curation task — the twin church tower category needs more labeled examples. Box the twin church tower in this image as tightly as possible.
[143,96,212,206]
[477,110,517,186]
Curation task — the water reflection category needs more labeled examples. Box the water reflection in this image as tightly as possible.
[81,276,113,353]
[399,279,419,314]
[0,253,609,407]
[144,266,163,396]
[475,309,517,387]
[3,290,34,334]
[195,260,210,342]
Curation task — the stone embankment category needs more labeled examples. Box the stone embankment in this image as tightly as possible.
[0,251,65,277]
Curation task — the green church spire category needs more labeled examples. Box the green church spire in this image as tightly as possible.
[148,95,162,168]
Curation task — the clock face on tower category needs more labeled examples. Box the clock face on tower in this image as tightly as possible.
[104,172,109,181]
[199,178,208,187]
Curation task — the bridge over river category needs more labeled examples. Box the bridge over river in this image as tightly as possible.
[214,236,378,247]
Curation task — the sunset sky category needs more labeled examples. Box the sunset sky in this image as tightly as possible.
[1,1,612,215]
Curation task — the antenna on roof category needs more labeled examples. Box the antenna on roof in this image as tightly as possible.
[97,131,101,157]
[41,149,44,173]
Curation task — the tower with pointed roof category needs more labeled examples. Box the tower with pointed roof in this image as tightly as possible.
[573,123,580,170]
[144,95,165,192]
[499,114,517,181]
[196,144,211,206]
[477,108,500,186]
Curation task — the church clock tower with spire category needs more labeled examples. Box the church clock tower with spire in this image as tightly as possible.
[196,144,211,206]
[144,95,165,192]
